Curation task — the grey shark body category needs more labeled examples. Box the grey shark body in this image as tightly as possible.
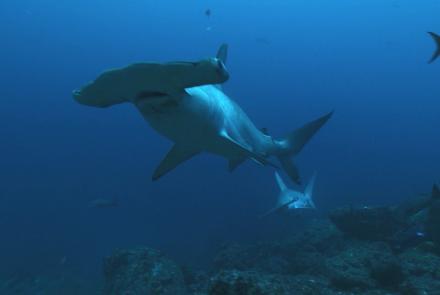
[261,172,316,218]
[73,45,331,182]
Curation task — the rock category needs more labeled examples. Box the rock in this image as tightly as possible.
[284,219,344,256]
[181,266,209,295]
[398,249,440,295]
[212,242,290,274]
[329,206,402,241]
[207,270,334,295]
[399,275,440,295]
[103,247,186,295]
[326,241,403,291]
[400,247,440,278]
[426,199,440,249]
[212,219,341,276]
[369,251,404,288]
[0,272,98,295]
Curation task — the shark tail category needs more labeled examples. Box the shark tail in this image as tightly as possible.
[304,173,317,208]
[276,112,333,184]
[259,174,293,218]
[428,32,440,64]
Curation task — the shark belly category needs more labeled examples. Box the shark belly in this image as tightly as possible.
[136,85,273,161]
[139,90,219,148]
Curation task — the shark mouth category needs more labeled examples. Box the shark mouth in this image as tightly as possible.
[134,91,178,114]
[136,91,168,100]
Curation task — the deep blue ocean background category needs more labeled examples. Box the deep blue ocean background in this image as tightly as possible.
[1,0,439,282]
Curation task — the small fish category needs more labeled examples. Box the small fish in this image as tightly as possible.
[88,198,118,209]
[391,224,427,251]
[205,9,211,17]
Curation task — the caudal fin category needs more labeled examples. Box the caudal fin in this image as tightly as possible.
[259,174,293,218]
[428,32,440,64]
[304,173,317,208]
[276,112,333,184]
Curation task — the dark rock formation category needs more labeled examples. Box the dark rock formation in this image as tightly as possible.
[100,216,440,295]
[330,187,440,251]
[208,270,333,295]
[213,219,342,277]
[426,199,440,249]
[0,272,98,295]
[329,206,403,241]
[398,247,440,294]
[326,241,403,291]
[103,247,186,295]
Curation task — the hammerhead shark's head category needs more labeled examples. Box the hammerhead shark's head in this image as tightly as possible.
[428,32,440,63]
[73,45,332,183]
[261,172,316,218]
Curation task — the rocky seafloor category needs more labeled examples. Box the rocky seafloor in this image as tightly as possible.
[2,209,440,295]
[100,218,440,295]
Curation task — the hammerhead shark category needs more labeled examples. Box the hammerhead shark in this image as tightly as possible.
[261,172,316,218]
[73,45,332,183]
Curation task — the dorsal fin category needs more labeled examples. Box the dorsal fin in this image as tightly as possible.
[428,32,440,63]
[217,44,228,64]
[228,157,246,172]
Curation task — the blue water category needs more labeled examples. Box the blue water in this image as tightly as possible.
[0,0,439,280]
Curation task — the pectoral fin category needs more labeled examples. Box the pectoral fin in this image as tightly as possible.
[220,131,277,168]
[228,157,246,172]
[152,145,200,180]
[259,201,293,218]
